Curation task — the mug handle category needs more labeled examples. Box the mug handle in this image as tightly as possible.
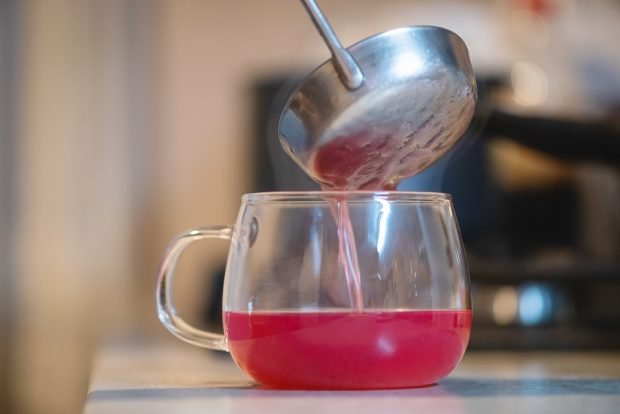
[156,226,232,351]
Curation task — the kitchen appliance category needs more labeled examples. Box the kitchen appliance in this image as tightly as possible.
[242,75,620,350]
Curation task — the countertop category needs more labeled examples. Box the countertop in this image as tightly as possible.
[84,340,620,414]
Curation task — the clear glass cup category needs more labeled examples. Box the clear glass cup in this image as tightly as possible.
[156,191,471,390]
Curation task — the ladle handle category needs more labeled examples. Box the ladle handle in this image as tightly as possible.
[300,0,364,90]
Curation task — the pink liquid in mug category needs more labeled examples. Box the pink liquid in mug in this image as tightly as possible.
[225,309,472,389]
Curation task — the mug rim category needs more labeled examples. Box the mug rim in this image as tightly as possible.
[242,191,451,203]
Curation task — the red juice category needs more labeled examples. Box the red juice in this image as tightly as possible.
[312,133,421,191]
[224,309,472,390]
[311,134,415,312]
[331,198,364,311]
[314,137,397,312]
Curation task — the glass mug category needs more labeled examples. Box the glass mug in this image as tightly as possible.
[156,191,471,390]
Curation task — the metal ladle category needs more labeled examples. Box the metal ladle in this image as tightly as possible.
[279,0,478,190]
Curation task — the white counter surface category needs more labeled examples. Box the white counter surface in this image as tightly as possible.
[84,340,620,414]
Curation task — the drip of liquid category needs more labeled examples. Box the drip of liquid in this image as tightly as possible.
[225,309,472,389]
[313,135,404,311]
[331,199,364,311]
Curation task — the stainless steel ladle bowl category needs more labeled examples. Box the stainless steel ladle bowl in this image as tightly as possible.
[278,0,477,190]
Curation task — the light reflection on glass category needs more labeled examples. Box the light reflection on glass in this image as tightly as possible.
[376,198,391,255]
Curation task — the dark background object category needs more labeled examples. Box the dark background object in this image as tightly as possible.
[204,74,620,350]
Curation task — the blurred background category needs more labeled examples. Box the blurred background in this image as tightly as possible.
[0,0,619,413]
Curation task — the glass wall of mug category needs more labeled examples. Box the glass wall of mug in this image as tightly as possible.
[225,191,470,312]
